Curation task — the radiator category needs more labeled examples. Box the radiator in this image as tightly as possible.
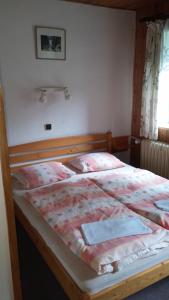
[141,139,169,179]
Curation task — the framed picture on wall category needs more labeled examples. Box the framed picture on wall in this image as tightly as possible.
[36,27,66,60]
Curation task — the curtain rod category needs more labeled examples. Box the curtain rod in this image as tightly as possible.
[140,13,169,23]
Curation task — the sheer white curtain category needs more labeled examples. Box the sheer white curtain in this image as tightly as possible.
[157,20,169,127]
[140,21,164,140]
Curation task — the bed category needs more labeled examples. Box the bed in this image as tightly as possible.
[9,132,169,300]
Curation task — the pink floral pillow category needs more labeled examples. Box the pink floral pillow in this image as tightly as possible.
[69,152,125,173]
[12,162,76,189]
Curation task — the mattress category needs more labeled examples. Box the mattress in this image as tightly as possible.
[13,167,169,294]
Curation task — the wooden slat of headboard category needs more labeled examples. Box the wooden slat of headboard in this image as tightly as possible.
[9,132,112,171]
[9,133,109,154]
[10,141,107,164]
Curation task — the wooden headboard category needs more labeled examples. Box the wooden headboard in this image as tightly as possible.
[9,132,112,171]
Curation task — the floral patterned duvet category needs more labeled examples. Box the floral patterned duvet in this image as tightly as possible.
[25,177,169,274]
[94,168,169,230]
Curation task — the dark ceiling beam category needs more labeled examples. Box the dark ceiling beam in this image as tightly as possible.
[63,0,161,11]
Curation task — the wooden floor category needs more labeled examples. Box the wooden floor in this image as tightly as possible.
[16,220,169,300]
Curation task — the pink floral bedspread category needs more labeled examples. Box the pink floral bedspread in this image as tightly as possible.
[25,178,169,274]
[94,168,169,229]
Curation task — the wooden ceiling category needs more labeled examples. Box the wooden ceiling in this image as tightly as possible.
[64,0,162,11]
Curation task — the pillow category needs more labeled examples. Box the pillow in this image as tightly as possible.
[12,161,76,189]
[69,152,125,173]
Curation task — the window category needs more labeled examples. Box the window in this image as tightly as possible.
[157,21,169,128]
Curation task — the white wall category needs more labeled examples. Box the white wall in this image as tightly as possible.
[0,161,13,300]
[0,0,135,146]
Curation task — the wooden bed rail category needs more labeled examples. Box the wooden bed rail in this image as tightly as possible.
[0,88,22,299]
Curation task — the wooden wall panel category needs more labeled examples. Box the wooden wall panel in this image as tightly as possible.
[130,17,146,167]
[131,19,146,138]
[158,128,169,144]
[112,136,129,153]
[138,2,169,20]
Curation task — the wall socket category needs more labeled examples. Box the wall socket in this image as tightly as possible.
[44,124,52,130]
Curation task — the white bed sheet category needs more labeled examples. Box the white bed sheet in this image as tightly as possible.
[13,166,169,294]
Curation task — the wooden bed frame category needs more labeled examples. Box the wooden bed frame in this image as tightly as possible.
[9,132,169,300]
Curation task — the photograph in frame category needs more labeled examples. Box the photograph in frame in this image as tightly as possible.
[36,27,66,60]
